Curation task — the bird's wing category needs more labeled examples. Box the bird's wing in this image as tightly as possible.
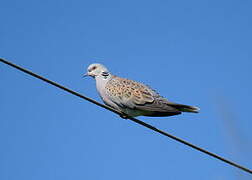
[105,76,154,107]
[105,76,179,113]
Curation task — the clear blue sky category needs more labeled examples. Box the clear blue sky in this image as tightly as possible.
[1,0,252,179]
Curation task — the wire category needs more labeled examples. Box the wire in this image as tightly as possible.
[1,58,251,174]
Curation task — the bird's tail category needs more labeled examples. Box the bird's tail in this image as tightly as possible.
[169,103,200,113]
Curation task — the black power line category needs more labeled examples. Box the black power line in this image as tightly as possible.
[1,58,251,175]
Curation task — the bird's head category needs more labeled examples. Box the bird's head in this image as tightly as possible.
[84,63,110,78]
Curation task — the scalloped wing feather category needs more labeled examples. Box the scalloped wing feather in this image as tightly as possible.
[105,76,155,107]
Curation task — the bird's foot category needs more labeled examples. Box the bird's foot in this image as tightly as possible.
[119,113,129,119]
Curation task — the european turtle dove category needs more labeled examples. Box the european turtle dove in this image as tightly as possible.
[84,63,199,118]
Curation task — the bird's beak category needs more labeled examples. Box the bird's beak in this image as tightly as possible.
[83,73,89,78]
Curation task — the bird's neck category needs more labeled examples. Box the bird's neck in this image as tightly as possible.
[95,74,112,94]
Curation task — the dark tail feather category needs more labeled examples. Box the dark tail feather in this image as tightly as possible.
[169,103,200,113]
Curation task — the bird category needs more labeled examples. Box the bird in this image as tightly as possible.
[84,63,199,118]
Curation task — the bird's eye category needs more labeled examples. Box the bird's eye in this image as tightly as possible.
[88,66,97,72]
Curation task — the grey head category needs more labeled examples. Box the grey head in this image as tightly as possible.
[84,63,111,79]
